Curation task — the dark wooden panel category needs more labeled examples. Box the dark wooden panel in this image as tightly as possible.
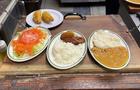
[1,73,140,89]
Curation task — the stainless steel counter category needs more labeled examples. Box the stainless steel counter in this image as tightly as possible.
[0,0,18,27]
[0,0,20,43]
[0,0,11,15]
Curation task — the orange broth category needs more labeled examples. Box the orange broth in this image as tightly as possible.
[92,46,129,68]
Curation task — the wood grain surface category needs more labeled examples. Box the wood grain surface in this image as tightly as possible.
[1,73,140,89]
[1,15,140,76]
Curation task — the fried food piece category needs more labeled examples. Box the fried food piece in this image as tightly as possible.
[60,31,74,44]
[72,36,85,45]
[42,11,54,23]
[62,37,85,45]
[61,31,74,40]
[60,31,85,45]
[33,10,42,24]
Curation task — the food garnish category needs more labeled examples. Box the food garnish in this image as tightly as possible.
[12,28,47,57]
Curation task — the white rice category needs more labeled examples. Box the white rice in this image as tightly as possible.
[92,30,124,48]
[52,40,84,65]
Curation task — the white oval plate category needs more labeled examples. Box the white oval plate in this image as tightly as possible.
[88,30,131,70]
[47,30,87,69]
[26,9,64,28]
[126,0,140,5]
[7,27,51,62]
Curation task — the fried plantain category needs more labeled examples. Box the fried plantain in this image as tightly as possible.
[33,10,42,24]
[42,11,54,23]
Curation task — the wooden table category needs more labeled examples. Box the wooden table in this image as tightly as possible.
[1,73,140,89]
[1,15,140,89]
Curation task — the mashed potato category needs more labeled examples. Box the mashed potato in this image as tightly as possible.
[92,30,123,48]
[52,40,84,65]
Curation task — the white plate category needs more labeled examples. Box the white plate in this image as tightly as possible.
[126,0,140,5]
[7,27,51,62]
[47,30,87,69]
[26,9,64,28]
[88,30,131,70]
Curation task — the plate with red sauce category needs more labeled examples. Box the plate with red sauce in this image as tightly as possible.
[7,27,51,62]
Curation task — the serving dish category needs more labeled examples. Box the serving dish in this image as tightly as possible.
[47,30,87,69]
[88,30,131,70]
[7,27,51,62]
[26,9,64,28]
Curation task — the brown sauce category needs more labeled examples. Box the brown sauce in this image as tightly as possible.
[91,46,129,68]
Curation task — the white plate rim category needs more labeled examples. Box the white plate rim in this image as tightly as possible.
[7,27,51,62]
[47,30,87,69]
[26,9,64,28]
[88,30,131,70]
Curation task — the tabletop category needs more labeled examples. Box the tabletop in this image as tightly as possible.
[1,1,140,89]
[0,73,140,89]
[0,15,140,89]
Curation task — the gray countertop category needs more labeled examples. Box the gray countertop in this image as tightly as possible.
[0,0,11,15]
[0,0,18,28]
